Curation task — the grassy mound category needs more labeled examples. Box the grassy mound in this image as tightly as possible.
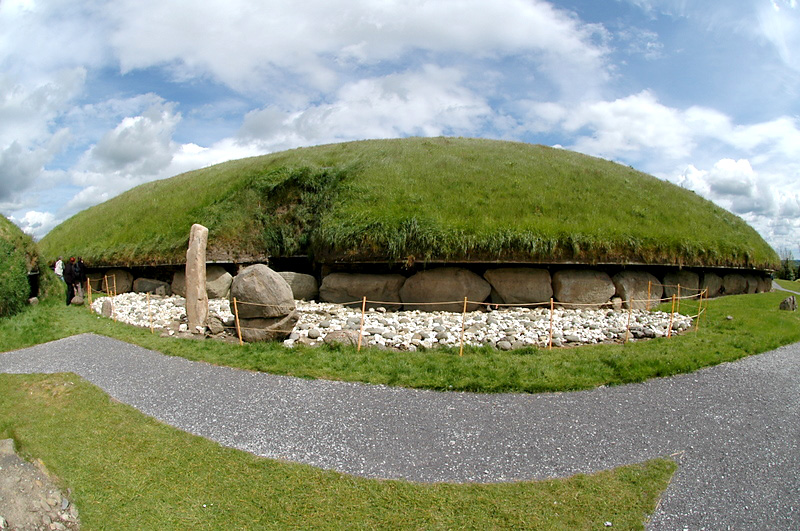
[0,215,37,317]
[40,137,778,269]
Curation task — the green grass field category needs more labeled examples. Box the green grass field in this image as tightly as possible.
[0,373,675,529]
[40,137,779,269]
[2,287,798,528]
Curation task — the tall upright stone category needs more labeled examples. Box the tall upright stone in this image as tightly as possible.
[186,224,209,333]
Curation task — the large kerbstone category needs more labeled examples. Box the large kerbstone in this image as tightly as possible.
[552,269,615,306]
[206,265,233,299]
[230,264,295,319]
[133,277,171,296]
[279,272,319,301]
[722,274,747,295]
[105,269,133,294]
[171,271,186,297]
[758,276,773,293]
[612,271,662,310]
[701,272,723,298]
[237,311,299,342]
[483,268,552,305]
[320,273,405,309]
[400,268,491,312]
[662,271,700,299]
[744,274,760,294]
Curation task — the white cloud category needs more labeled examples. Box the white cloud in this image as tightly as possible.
[107,0,611,97]
[9,210,57,238]
[238,65,494,150]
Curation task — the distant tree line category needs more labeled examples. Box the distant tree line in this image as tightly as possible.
[777,247,800,281]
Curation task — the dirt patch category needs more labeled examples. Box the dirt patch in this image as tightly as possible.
[0,439,80,530]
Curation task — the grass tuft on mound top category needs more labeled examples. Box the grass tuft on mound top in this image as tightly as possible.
[41,137,778,269]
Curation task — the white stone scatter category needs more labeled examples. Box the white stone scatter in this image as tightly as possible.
[92,293,693,350]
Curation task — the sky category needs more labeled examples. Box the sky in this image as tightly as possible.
[1,0,798,257]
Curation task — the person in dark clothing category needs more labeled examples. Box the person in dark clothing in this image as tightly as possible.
[63,257,76,306]
[75,257,87,297]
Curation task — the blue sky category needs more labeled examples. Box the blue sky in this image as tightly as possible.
[1,0,798,257]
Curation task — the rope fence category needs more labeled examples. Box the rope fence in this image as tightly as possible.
[229,285,708,352]
[91,278,708,349]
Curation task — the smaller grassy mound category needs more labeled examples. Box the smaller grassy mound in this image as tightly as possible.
[41,137,779,269]
[0,215,38,318]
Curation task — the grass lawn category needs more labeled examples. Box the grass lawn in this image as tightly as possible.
[0,372,675,529]
[774,278,800,292]
[2,290,797,528]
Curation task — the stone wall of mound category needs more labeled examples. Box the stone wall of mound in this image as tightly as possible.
[82,262,772,311]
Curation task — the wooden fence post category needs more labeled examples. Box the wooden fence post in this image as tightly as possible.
[233,297,243,346]
[459,297,468,357]
[357,296,366,352]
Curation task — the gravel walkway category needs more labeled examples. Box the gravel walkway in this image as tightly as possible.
[1,334,798,529]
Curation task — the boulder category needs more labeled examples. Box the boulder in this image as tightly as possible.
[612,271,662,309]
[722,274,747,295]
[230,264,295,319]
[171,270,186,297]
[662,271,700,299]
[552,269,615,306]
[323,329,362,347]
[133,278,171,296]
[105,268,133,294]
[700,272,723,298]
[779,295,797,311]
[101,298,113,317]
[279,272,319,301]
[483,268,552,305]
[320,273,405,310]
[400,268,491,312]
[237,311,299,342]
[70,295,84,306]
[206,265,233,299]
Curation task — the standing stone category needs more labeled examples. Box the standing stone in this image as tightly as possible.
[612,271,662,310]
[483,268,552,305]
[400,268,490,312]
[552,269,615,306]
[185,224,209,334]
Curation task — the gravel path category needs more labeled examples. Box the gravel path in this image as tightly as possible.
[1,334,798,529]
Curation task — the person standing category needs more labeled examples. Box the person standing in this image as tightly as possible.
[54,256,64,282]
[63,257,76,306]
[74,257,86,297]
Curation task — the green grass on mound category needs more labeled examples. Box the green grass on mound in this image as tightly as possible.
[41,137,778,269]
